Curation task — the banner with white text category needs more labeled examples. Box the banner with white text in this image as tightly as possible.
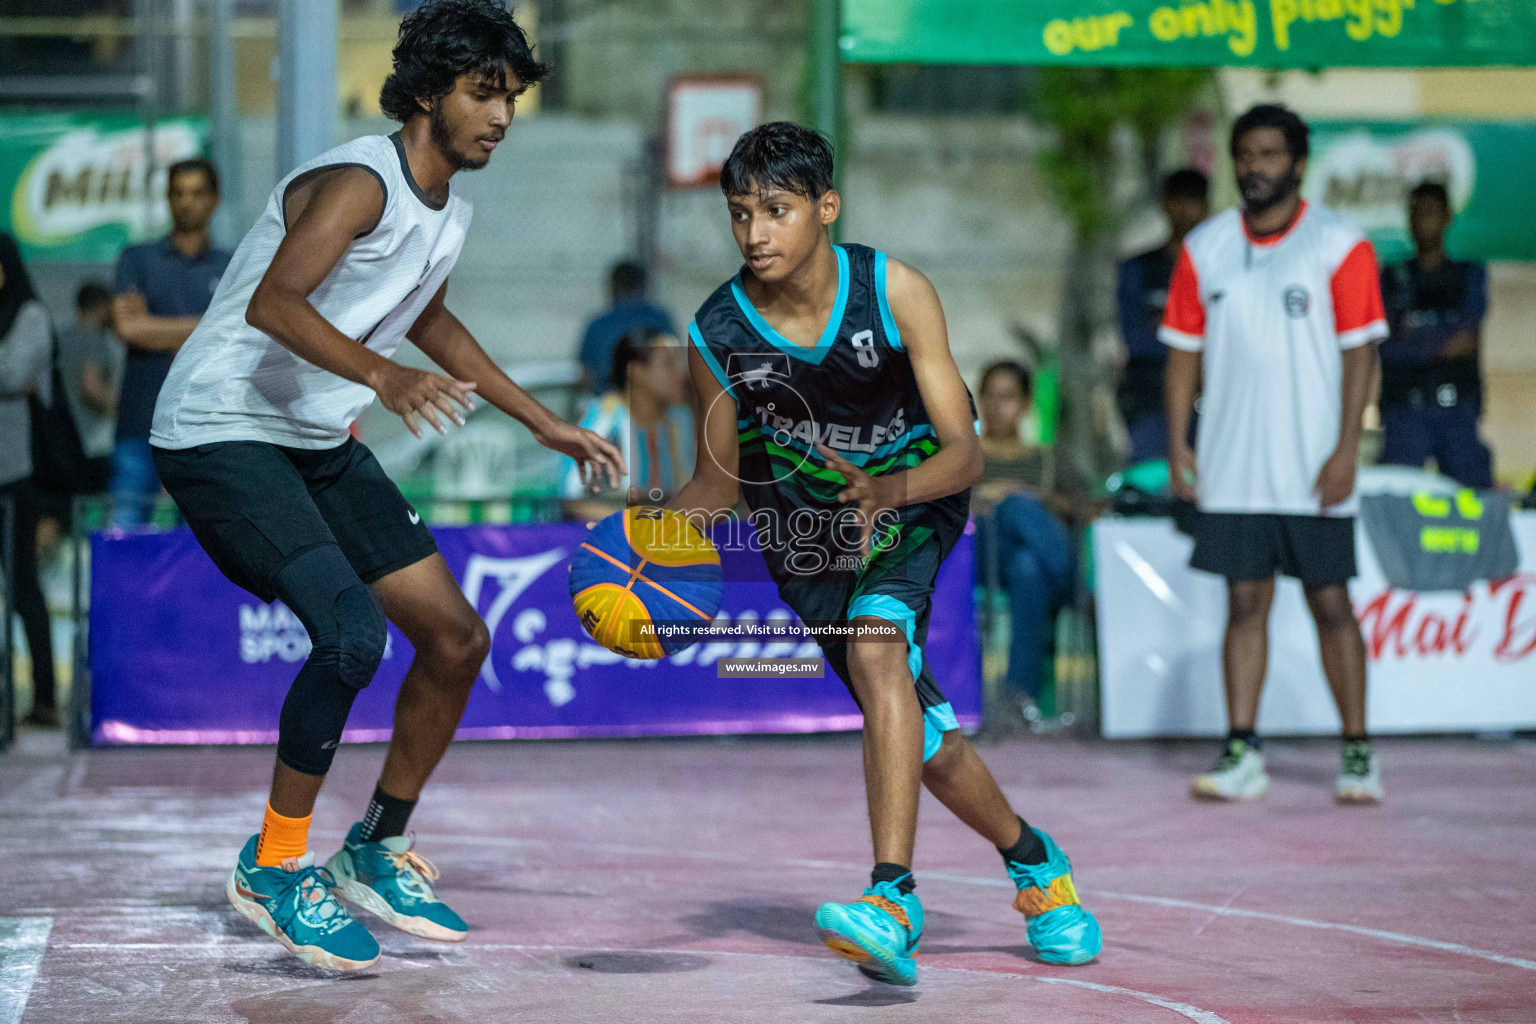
[88,523,981,746]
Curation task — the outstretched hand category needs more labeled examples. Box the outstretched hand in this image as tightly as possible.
[371,362,476,438]
[536,417,627,493]
[817,443,892,557]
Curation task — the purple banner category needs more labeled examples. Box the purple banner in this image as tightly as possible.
[90,523,980,746]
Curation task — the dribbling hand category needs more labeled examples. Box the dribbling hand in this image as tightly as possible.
[817,443,893,557]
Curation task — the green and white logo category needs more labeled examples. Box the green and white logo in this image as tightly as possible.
[1,113,205,262]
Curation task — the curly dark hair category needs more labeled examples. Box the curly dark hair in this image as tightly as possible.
[1230,103,1310,162]
[720,121,834,201]
[379,0,550,123]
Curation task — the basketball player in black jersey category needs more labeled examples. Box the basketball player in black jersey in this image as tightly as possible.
[668,123,1101,985]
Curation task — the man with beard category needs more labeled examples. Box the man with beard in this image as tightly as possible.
[1162,105,1387,806]
[150,0,623,970]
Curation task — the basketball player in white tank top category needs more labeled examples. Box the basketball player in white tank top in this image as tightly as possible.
[150,1,624,970]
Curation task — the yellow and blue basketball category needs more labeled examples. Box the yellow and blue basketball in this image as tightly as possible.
[569,507,723,659]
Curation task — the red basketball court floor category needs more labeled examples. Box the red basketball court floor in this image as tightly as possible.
[3,729,1533,1023]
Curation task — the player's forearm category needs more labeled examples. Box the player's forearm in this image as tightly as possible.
[667,474,739,523]
[873,442,982,509]
[246,287,394,389]
[1335,344,1375,456]
[117,314,201,352]
[1164,348,1201,450]
[413,310,559,435]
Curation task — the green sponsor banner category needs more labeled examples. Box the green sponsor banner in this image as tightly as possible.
[1305,120,1536,261]
[0,112,207,263]
[842,0,1536,67]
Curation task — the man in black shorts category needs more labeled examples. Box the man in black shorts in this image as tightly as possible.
[149,1,622,970]
[1163,105,1386,805]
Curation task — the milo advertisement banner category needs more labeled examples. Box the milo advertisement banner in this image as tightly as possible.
[1,113,207,263]
[1307,120,1536,262]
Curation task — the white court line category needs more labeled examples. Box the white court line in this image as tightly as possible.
[482,944,1234,1024]
[1091,890,1536,974]
[52,939,1229,1024]
[399,833,1536,976]
[14,821,1536,976]
[0,918,52,1024]
[919,871,1536,973]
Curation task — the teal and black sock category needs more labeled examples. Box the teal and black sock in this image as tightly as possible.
[359,783,416,843]
[1228,728,1260,750]
[871,862,916,895]
[1342,733,1370,746]
[999,816,1048,867]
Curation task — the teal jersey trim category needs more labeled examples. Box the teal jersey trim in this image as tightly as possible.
[846,593,954,762]
[846,593,923,690]
[688,321,733,390]
[729,245,850,365]
[922,703,959,761]
[874,250,901,350]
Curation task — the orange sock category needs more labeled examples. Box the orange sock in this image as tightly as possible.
[255,804,312,867]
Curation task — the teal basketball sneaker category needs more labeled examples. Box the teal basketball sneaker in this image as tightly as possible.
[325,824,468,942]
[226,835,380,971]
[1006,828,1102,965]
[814,879,923,986]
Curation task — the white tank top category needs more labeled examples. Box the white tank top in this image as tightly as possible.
[151,133,473,450]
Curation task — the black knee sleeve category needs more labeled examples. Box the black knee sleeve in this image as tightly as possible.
[271,546,388,775]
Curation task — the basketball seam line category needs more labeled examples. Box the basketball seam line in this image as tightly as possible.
[578,543,714,621]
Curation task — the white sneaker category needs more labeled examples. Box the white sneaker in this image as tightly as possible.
[1191,740,1268,800]
[1336,742,1383,805]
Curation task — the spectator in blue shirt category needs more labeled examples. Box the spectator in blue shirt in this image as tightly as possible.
[577,260,676,396]
[110,157,231,526]
[1115,168,1209,464]
[1378,181,1493,489]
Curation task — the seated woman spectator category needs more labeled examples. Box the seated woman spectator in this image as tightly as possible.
[974,360,1077,714]
[561,327,694,522]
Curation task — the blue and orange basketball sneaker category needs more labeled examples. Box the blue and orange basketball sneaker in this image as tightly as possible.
[226,835,380,971]
[1006,828,1101,965]
[325,824,468,942]
[814,879,923,986]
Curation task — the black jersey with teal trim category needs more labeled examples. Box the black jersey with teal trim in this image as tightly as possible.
[688,243,970,587]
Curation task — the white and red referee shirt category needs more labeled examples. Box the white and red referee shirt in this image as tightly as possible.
[1159,201,1387,517]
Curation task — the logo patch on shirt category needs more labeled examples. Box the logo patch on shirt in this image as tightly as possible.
[1283,285,1310,318]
